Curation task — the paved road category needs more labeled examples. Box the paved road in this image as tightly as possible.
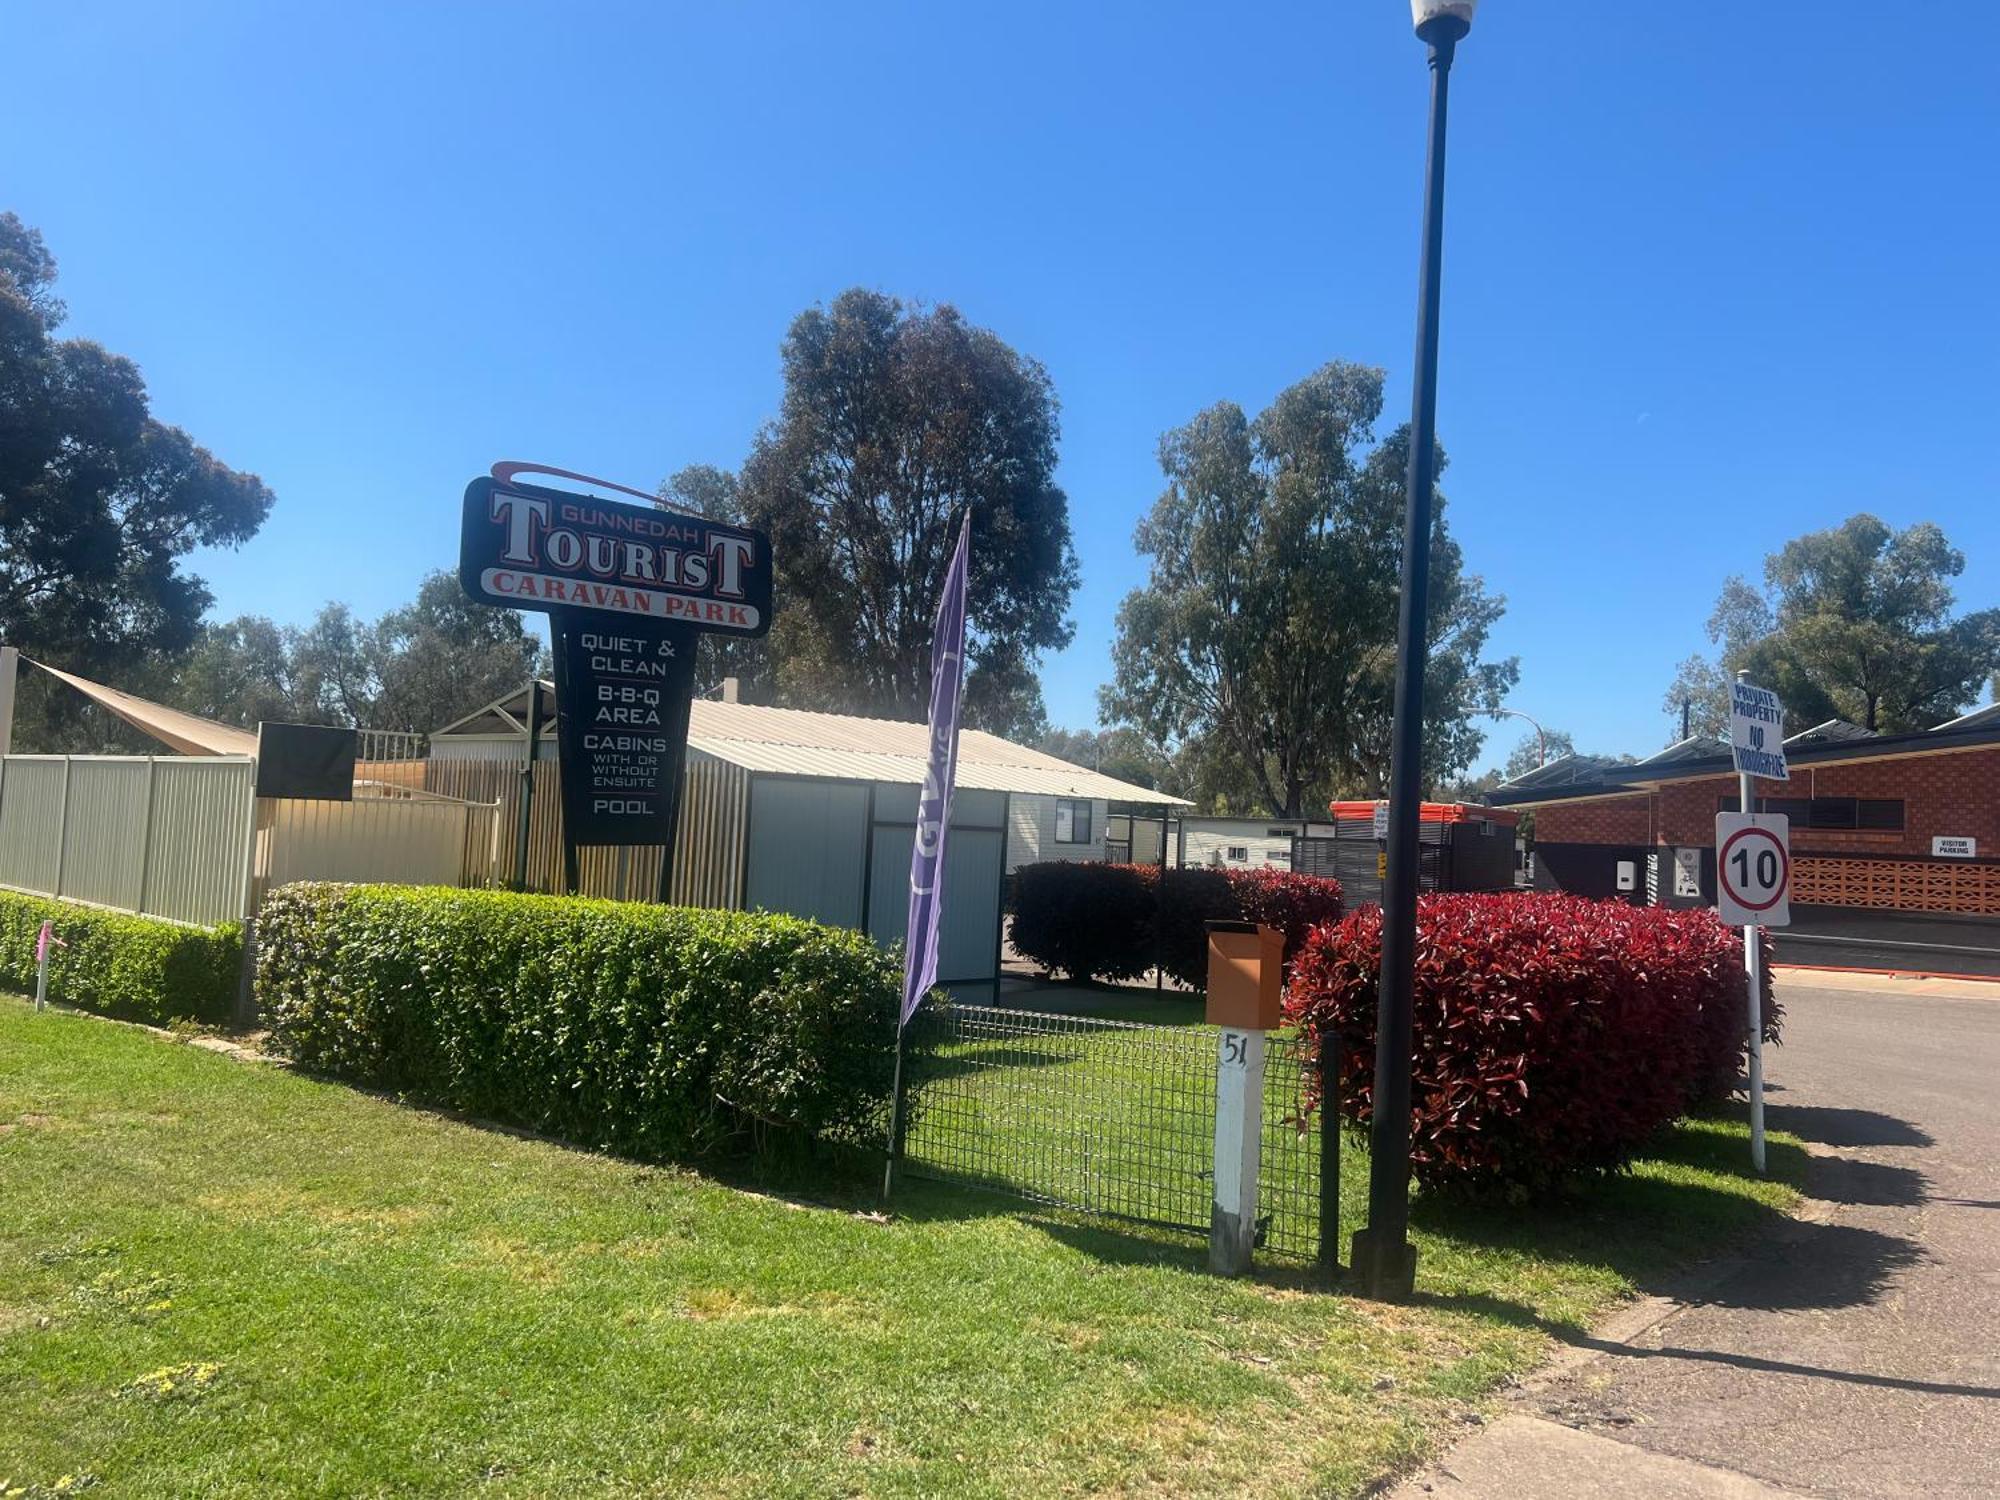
[1399,972,2000,1500]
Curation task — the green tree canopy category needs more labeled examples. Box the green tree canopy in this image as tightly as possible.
[1101,362,1516,817]
[163,572,540,739]
[1663,515,2000,738]
[1036,725,1182,795]
[0,212,273,744]
[656,464,765,700]
[736,289,1078,742]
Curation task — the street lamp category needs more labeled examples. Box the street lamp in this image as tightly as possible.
[1486,707,1548,770]
[1351,0,1478,1302]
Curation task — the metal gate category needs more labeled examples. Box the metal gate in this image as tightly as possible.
[900,1003,1333,1264]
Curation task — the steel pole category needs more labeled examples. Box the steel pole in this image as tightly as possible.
[513,680,544,891]
[1736,671,1768,1173]
[1353,16,1465,1301]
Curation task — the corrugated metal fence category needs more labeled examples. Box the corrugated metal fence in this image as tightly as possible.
[0,755,254,925]
[423,753,749,907]
[0,754,506,927]
[255,791,501,902]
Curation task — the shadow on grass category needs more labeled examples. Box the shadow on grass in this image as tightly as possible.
[992,980,1207,1028]
[1408,1115,1926,1323]
[905,1045,1078,1082]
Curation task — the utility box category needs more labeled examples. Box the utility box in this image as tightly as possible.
[1205,920,1282,1030]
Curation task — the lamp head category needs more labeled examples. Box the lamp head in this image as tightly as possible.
[1411,0,1476,41]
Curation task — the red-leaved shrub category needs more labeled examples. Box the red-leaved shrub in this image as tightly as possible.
[1285,892,1780,1195]
[1010,862,1342,987]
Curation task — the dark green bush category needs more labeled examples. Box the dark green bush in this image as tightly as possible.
[1010,862,1343,987]
[256,883,903,1163]
[0,890,241,1025]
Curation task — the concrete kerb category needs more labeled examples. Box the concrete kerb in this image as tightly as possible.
[1773,965,2000,1000]
[1389,1129,1850,1499]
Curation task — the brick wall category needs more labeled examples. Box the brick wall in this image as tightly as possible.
[1651,747,2000,859]
[1535,797,1652,846]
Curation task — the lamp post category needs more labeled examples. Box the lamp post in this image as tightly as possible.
[1351,0,1478,1302]
[1486,707,1548,770]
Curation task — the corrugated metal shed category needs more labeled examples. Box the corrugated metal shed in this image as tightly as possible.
[434,682,1186,806]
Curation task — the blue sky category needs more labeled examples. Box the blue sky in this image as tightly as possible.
[5,2,1996,771]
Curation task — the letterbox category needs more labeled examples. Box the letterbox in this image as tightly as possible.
[1204,920,1283,1031]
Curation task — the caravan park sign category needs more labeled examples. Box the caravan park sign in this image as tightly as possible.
[460,467,771,636]
[459,463,773,862]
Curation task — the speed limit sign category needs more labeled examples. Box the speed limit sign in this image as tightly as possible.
[1715,812,1791,927]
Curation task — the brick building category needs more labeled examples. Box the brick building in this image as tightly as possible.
[1486,705,2000,974]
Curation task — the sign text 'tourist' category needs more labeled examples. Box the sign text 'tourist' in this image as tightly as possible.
[460,476,772,637]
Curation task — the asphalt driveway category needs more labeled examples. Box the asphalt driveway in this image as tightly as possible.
[1399,970,2000,1499]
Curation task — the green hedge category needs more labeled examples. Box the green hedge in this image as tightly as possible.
[0,890,241,1025]
[256,883,903,1163]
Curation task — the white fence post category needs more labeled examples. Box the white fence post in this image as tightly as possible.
[51,757,71,899]
[0,645,17,756]
[233,772,265,1028]
[135,755,160,917]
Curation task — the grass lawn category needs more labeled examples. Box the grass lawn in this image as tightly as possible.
[0,994,1802,1498]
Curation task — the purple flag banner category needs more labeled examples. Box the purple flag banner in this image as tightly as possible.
[901,514,971,1026]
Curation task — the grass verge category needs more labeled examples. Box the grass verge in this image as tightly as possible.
[0,994,1801,1498]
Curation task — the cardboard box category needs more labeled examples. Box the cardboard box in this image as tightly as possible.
[1205,920,1282,1030]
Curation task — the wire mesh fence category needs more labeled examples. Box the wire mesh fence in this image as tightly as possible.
[900,1003,1328,1263]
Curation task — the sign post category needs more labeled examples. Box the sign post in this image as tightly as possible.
[1204,921,1282,1275]
[459,463,772,895]
[1721,672,1792,1174]
[34,919,64,1012]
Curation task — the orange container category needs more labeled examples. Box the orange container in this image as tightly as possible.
[1205,920,1283,1030]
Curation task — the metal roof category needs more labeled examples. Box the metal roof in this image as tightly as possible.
[1783,718,1877,746]
[1635,735,1732,766]
[435,681,1187,805]
[1488,716,2000,808]
[1497,753,1626,791]
[1936,701,2000,731]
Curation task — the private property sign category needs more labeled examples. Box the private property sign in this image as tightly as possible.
[1729,681,1789,781]
[459,463,774,860]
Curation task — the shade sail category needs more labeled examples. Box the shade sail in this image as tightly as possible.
[29,660,259,757]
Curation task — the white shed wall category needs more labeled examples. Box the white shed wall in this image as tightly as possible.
[1006,792,1107,871]
[1180,817,1334,870]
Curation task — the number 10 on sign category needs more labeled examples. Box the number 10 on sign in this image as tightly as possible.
[1715,812,1791,928]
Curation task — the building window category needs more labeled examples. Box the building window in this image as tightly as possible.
[1265,827,1293,839]
[1226,845,1249,862]
[1054,798,1092,845]
[1857,799,1905,830]
[1718,794,1905,831]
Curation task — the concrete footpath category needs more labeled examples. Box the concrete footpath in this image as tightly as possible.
[1395,970,2000,1500]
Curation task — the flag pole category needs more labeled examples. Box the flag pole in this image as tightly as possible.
[882,1029,910,1202]
[882,509,973,1207]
